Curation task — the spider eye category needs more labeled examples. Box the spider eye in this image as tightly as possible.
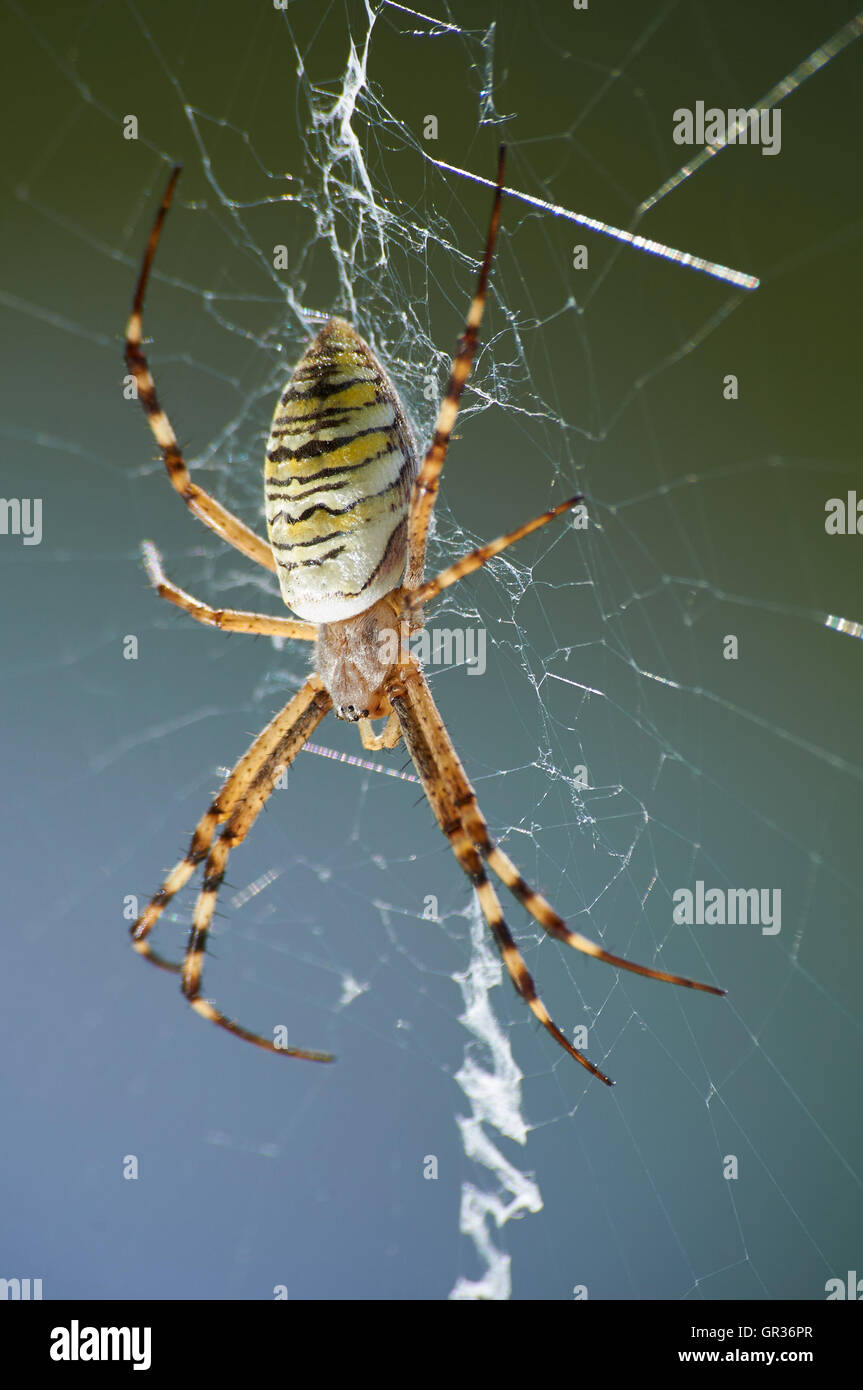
[337,704,367,722]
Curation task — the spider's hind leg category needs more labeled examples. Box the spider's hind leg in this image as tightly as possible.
[131,681,328,970]
[389,664,612,1084]
[395,661,721,997]
[453,828,614,1085]
[171,679,334,1061]
[475,831,724,996]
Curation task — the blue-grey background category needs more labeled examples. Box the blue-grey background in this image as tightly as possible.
[1,0,861,1300]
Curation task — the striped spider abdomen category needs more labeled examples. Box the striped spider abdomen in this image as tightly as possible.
[265,317,418,624]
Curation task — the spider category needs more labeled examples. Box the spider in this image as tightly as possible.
[125,150,724,1086]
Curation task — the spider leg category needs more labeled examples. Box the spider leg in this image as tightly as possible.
[125,166,276,574]
[358,712,402,752]
[392,663,723,1014]
[453,830,613,1085]
[479,839,725,995]
[449,684,722,993]
[407,664,723,994]
[179,680,334,1060]
[404,148,506,589]
[389,664,612,1083]
[406,495,582,610]
[131,679,329,970]
[142,541,316,640]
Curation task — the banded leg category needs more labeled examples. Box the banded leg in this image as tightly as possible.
[389,664,612,1083]
[131,679,330,970]
[404,147,506,588]
[125,166,276,574]
[143,542,317,640]
[452,829,613,1085]
[405,495,582,610]
[179,682,334,1060]
[480,839,725,995]
[414,672,722,1000]
[390,665,723,1079]
[401,665,723,995]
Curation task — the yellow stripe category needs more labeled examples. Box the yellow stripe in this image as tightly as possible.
[271,484,401,546]
[267,427,392,482]
[268,448,406,519]
[273,380,378,422]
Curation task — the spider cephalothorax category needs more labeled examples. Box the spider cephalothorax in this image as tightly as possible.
[125,152,724,1084]
[315,596,403,723]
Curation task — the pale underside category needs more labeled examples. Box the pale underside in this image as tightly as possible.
[265,317,418,627]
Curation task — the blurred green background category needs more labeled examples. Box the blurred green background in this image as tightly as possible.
[1,0,861,1300]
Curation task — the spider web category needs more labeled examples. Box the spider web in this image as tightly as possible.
[3,0,862,1302]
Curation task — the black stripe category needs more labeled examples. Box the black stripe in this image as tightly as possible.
[269,400,377,434]
[288,364,342,385]
[266,472,352,497]
[270,530,349,551]
[266,442,404,495]
[279,374,370,406]
[356,515,408,591]
[276,544,346,572]
[268,463,409,527]
[291,362,347,381]
[269,415,353,439]
[267,423,388,465]
[322,515,407,601]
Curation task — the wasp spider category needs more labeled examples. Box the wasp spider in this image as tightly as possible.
[125,151,723,1085]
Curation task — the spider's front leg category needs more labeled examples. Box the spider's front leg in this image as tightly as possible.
[358,713,402,752]
[126,166,276,573]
